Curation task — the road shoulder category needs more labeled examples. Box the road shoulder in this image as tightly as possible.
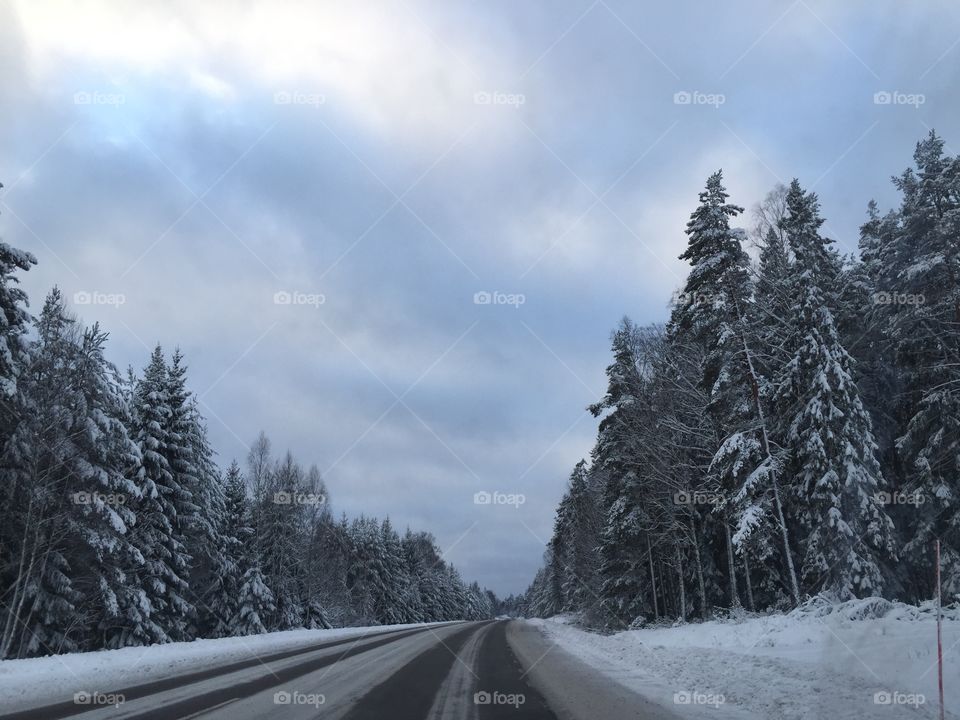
[506,620,684,720]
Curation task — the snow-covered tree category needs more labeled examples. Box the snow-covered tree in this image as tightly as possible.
[234,565,275,636]
[0,292,144,656]
[127,346,194,644]
[775,180,896,599]
[589,318,649,625]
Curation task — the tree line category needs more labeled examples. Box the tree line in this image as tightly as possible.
[0,242,494,659]
[525,131,960,628]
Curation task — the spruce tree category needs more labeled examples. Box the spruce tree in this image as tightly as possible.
[776,180,896,599]
[589,318,648,625]
[886,133,960,600]
[128,346,194,643]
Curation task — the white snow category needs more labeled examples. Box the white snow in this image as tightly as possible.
[0,622,443,714]
[530,598,960,719]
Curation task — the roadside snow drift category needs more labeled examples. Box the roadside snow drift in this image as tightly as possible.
[531,598,959,720]
[0,622,441,714]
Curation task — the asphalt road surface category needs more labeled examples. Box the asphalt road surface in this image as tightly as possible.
[0,620,682,720]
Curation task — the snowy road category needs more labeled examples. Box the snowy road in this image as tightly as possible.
[0,620,674,720]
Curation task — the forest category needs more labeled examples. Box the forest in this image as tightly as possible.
[0,271,495,660]
[525,131,960,628]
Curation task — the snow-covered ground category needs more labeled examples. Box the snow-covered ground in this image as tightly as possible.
[530,598,959,720]
[0,622,443,714]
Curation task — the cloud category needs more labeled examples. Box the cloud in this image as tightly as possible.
[11,0,521,146]
[3,0,960,596]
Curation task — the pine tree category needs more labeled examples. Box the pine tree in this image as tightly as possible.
[589,318,648,626]
[0,291,83,656]
[298,464,334,630]
[70,322,146,651]
[164,350,228,637]
[550,460,602,613]
[205,461,247,637]
[0,292,145,656]
[889,132,960,600]
[128,346,194,644]
[0,194,36,416]
[0,219,37,657]
[670,170,754,609]
[234,565,275,636]
[776,180,896,599]
[376,518,411,624]
[259,451,308,629]
[346,515,387,624]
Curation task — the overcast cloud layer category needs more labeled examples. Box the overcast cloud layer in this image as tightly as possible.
[1,0,958,595]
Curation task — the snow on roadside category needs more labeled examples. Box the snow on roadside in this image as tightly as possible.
[531,599,959,720]
[0,622,440,714]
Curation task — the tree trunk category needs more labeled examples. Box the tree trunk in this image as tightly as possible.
[675,545,686,622]
[772,475,801,604]
[724,509,742,608]
[2,496,40,659]
[743,551,756,611]
[658,558,670,617]
[690,515,709,619]
[647,536,659,621]
[737,314,801,606]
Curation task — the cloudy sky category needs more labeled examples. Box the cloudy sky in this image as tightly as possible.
[0,0,958,595]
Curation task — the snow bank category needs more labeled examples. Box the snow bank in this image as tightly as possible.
[0,622,439,713]
[532,599,959,719]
